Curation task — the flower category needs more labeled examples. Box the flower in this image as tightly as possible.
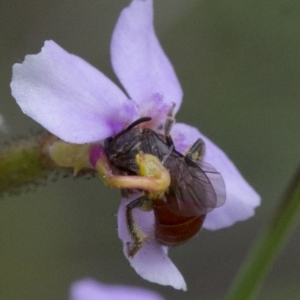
[70,279,166,300]
[10,0,260,291]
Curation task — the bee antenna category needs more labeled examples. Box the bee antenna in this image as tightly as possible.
[126,117,152,131]
[114,117,152,139]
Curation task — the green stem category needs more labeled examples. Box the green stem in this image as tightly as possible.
[226,165,300,300]
[0,133,96,197]
[0,135,53,195]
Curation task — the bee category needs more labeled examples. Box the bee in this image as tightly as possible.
[103,115,226,257]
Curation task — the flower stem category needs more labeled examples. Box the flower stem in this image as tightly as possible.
[226,165,300,300]
[0,140,50,195]
[0,133,73,196]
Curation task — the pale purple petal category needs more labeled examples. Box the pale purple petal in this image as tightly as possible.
[171,123,261,230]
[118,195,187,291]
[11,40,139,144]
[111,0,183,128]
[70,279,166,300]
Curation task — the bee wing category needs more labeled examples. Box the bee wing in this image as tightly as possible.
[164,155,226,216]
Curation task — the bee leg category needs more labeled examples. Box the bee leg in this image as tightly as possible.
[185,138,206,161]
[126,195,152,257]
[164,114,175,147]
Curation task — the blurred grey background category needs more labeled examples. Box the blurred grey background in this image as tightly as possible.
[1,0,300,299]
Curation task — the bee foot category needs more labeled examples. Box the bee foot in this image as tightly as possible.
[127,235,148,258]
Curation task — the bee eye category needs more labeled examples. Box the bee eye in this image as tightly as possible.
[104,137,113,147]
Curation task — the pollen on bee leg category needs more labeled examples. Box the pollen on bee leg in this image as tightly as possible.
[90,145,171,193]
[136,152,170,196]
[184,138,206,161]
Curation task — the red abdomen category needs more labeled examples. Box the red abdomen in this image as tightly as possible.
[153,199,206,246]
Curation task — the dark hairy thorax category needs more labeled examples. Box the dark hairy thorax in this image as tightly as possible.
[104,127,172,176]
